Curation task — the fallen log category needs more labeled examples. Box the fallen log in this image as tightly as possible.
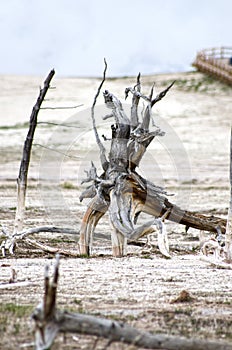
[32,255,232,350]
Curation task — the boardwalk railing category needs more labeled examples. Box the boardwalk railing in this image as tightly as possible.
[193,46,232,85]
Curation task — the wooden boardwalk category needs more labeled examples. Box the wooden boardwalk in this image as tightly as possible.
[193,47,232,85]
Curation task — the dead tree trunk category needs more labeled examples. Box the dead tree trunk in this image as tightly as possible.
[32,256,232,350]
[225,127,232,260]
[13,69,55,235]
[79,65,227,257]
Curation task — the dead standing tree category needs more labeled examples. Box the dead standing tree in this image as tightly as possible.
[14,70,55,235]
[1,70,55,255]
[1,70,81,256]
[225,127,232,261]
[79,61,226,257]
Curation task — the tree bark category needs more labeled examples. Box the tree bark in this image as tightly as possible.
[225,127,232,260]
[79,69,227,257]
[13,69,55,235]
[79,196,109,255]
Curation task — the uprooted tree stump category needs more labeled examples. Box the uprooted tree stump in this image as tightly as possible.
[78,62,227,257]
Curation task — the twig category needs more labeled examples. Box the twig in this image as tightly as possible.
[102,113,114,120]
[141,81,175,130]
[0,281,37,289]
[81,161,98,184]
[125,89,150,103]
[33,143,81,160]
[200,256,232,269]
[150,81,175,107]
[40,104,83,110]
[12,226,79,239]
[1,225,111,257]
[24,238,79,257]
[37,121,81,128]
[149,83,155,101]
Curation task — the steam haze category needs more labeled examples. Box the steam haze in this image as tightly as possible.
[0,0,231,76]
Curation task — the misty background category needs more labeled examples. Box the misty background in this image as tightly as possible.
[0,0,231,77]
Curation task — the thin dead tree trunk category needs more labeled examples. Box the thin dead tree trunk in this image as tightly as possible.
[0,70,56,256]
[79,64,227,257]
[225,127,232,260]
[13,69,55,235]
[32,256,232,350]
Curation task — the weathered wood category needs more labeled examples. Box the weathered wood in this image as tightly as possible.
[79,196,109,255]
[32,256,232,350]
[39,311,232,350]
[225,127,232,260]
[0,281,37,289]
[104,89,131,175]
[130,72,141,128]
[91,58,109,171]
[141,81,175,131]
[79,67,227,257]
[79,171,226,257]
[13,69,55,236]
[24,238,79,257]
[130,179,227,233]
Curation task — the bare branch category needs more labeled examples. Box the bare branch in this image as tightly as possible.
[81,161,99,184]
[149,83,155,101]
[0,281,37,289]
[40,104,83,110]
[80,184,97,202]
[125,87,150,103]
[200,255,232,269]
[37,121,81,128]
[150,80,175,108]
[33,143,81,160]
[131,73,141,128]
[8,226,79,240]
[102,113,114,120]
[142,81,175,130]
[91,58,109,171]
[25,238,79,257]
[103,90,130,125]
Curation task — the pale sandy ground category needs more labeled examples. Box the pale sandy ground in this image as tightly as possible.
[0,71,232,349]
